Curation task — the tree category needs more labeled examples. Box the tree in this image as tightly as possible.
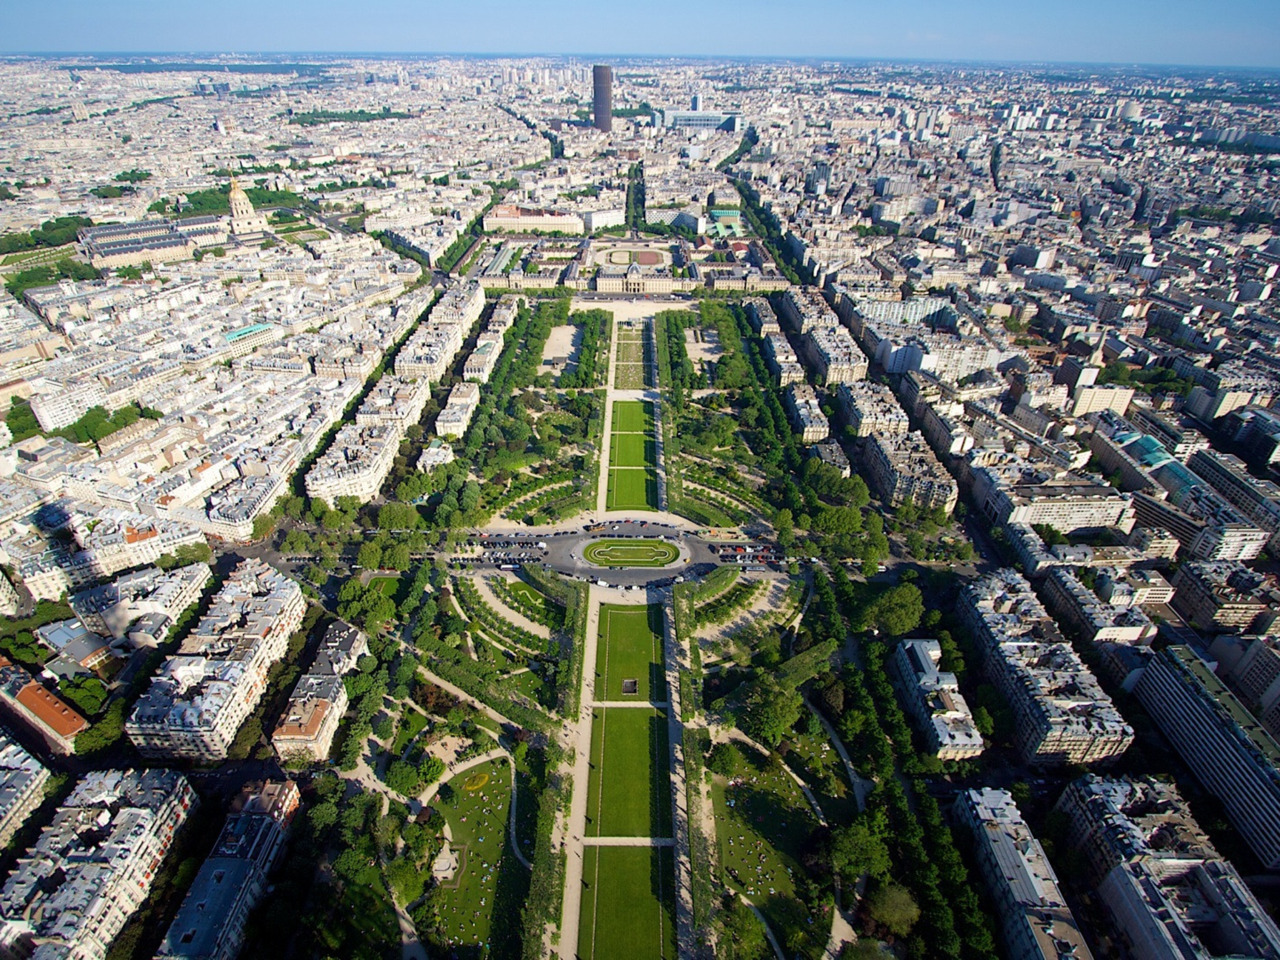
[384,760,422,798]
[309,801,339,835]
[870,584,923,637]
[357,541,382,570]
[707,742,738,777]
[251,513,276,540]
[830,817,891,885]
[740,677,802,748]
[867,883,920,938]
[385,544,411,571]
[720,898,769,960]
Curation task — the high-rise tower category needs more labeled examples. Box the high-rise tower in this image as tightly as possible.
[592,65,612,133]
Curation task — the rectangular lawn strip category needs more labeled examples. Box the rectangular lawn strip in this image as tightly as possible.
[585,707,672,838]
[596,604,665,701]
[425,758,529,957]
[710,742,827,959]
[578,846,677,960]
[609,432,656,468]
[607,467,659,511]
[611,400,654,433]
[617,340,645,363]
[611,399,654,433]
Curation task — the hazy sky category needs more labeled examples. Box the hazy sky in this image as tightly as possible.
[4,0,1279,69]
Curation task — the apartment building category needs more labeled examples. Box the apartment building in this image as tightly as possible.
[127,560,304,762]
[960,569,1133,766]
[1040,567,1158,645]
[954,788,1093,960]
[864,431,958,513]
[744,297,781,334]
[762,331,805,387]
[836,381,910,438]
[1056,775,1280,959]
[0,730,49,849]
[0,657,87,756]
[436,380,483,439]
[158,781,299,960]
[1189,448,1280,551]
[892,640,984,760]
[273,622,368,763]
[1133,489,1270,562]
[69,562,212,651]
[305,422,401,507]
[972,464,1136,534]
[1135,645,1280,870]
[804,324,866,386]
[784,383,829,443]
[1170,561,1280,634]
[0,769,195,960]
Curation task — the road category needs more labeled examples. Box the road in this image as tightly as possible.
[462,519,732,587]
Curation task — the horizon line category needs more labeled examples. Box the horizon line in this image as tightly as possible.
[3,50,1280,73]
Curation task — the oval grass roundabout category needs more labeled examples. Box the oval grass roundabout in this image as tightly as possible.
[582,538,681,568]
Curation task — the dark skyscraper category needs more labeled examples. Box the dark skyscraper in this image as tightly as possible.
[593,64,612,133]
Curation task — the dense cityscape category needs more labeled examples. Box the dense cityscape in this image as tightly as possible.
[0,39,1279,960]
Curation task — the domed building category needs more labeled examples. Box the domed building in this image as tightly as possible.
[227,178,270,239]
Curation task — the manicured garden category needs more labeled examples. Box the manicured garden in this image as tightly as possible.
[583,538,679,568]
[609,432,656,468]
[611,400,654,434]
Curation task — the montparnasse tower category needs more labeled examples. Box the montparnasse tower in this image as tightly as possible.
[228,177,269,238]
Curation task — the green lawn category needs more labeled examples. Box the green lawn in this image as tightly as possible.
[370,575,404,603]
[596,604,665,701]
[617,340,645,364]
[711,742,827,959]
[391,709,429,755]
[578,846,677,960]
[584,539,679,568]
[586,707,672,838]
[607,468,659,511]
[610,433,656,468]
[425,759,528,957]
[784,721,860,824]
[611,400,654,433]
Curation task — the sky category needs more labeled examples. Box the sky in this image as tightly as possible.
[3,0,1279,69]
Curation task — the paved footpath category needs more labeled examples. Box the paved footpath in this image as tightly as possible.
[661,595,696,960]
[556,585,604,960]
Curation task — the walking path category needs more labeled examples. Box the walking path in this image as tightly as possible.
[376,791,430,960]
[742,896,786,960]
[555,585,604,960]
[805,699,873,812]
[590,699,671,709]
[660,595,696,960]
[418,666,518,731]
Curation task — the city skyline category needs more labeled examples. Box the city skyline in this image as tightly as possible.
[4,0,1280,69]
